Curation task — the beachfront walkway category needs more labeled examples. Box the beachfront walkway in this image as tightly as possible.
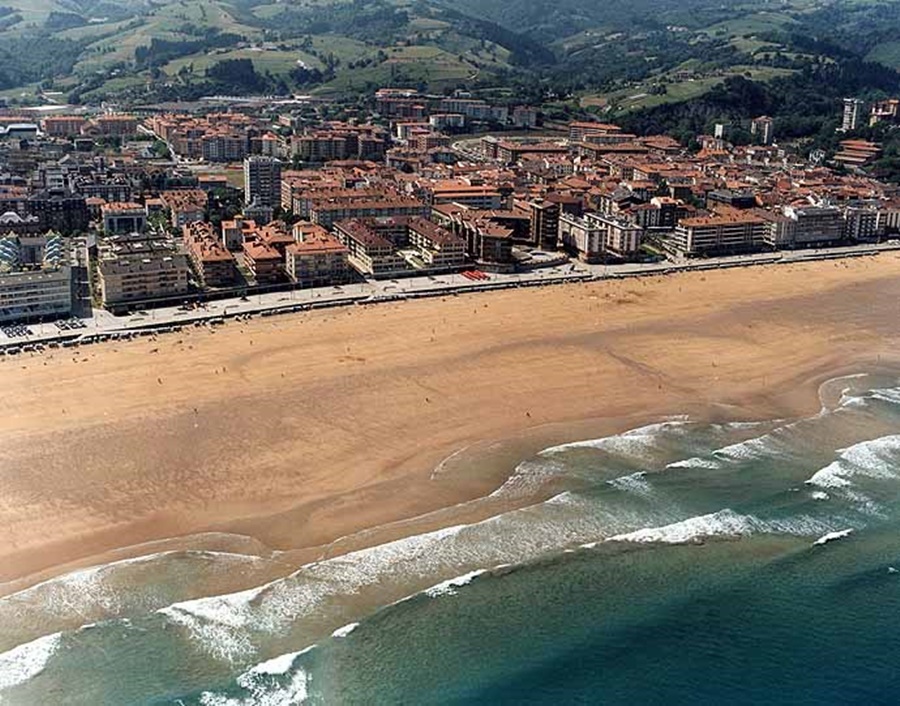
[1,240,898,350]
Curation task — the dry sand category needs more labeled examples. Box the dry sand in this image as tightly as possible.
[1,255,899,589]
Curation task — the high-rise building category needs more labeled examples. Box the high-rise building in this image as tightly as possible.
[243,156,282,208]
[750,116,774,145]
[841,98,864,132]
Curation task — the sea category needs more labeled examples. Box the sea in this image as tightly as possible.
[2,371,900,705]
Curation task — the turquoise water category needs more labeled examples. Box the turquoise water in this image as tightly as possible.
[2,373,900,704]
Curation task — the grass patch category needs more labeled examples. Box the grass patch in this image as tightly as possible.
[866,41,900,70]
[702,11,798,37]
[163,48,325,76]
[581,64,795,112]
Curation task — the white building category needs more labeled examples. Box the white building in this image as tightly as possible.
[558,212,642,261]
[0,232,73,322]
[0,268,72,323]
[841,98,864,132]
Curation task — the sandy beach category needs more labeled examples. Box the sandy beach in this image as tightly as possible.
[1,255,899,591]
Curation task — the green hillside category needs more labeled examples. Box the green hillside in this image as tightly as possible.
[1,0,900,112]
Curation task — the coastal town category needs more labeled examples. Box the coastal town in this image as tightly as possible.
[7,0,900,700]
[1,88,899,346]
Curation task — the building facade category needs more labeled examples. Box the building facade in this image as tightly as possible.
[244,156,282,208]
[96,233,190,306]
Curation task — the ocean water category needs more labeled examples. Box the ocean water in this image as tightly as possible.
[2,372,900,704]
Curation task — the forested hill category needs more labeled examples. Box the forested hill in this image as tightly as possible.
[3,0,900,137]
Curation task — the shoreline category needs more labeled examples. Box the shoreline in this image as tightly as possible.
[0,361,873,603]
[1,255,899,594]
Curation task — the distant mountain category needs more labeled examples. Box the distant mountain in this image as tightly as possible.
[1,0,899,116]
[444,0,744,39]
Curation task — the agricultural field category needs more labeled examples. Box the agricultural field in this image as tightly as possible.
[581,65,796,113]
[163,48,325,77]
[701,11,799,37]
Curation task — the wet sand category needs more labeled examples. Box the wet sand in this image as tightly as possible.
[1,255,899,590]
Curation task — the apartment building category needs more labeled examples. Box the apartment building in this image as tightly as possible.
[257,221,295,258]
[333,216,463,274]
[42,116,86,138]
[375,89,426,118]
[628,197,682,230]
[93,115,139,138]
[292,134,349,163]
[202,132,247,163]
[438,98,494,121]
[0,232,72,323]
[292,124,387,164]
[333,219,411,277]
[870,99,900,127]
[101,202,146,234]
[559,211,643,262]
[244,156,282,208]
[493,140,568,166]
[26,189,89,234]
[221,217,258,252]
[429,113,465,131]
[286,222,352,287]
[841,98,864,132]
[755,209,796,248]
[670,209,767,256]
[433,207,514,269]
[96,232,190,307]
[525,199,561,250]
[182,221,237,288]
[161,189,208,228]
[310,196,429,229]
[596,214,643,260]
[750,116,775,146]
[71,175,132,203]
[558,211,603,262]
[424,180,506,210]
[241,239,283,284]
[284,184,380,219]
[843,206,879,242]
[0,268,72,322]
[512,106,539,129]
[782,205,845,246]
[404,216,466,269]
[568,121,623,143]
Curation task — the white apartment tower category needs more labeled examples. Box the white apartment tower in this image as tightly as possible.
[841,98,864,132]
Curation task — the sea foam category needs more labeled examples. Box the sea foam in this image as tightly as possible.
[331,622,359,639]
[813,529,854,546]
[201,665,310,706]
[489,458,566,499]
[159,524,469,662]
[248,645,316,677]
[0,548,274,655]
[608,509,761,544]
[607,471,654,497]
[0,632,61,694]
[540,420,691,460]
[806,435,900,489]
[424,569,487,598]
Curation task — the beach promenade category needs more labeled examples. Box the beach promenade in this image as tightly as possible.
[1,241,897,351]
